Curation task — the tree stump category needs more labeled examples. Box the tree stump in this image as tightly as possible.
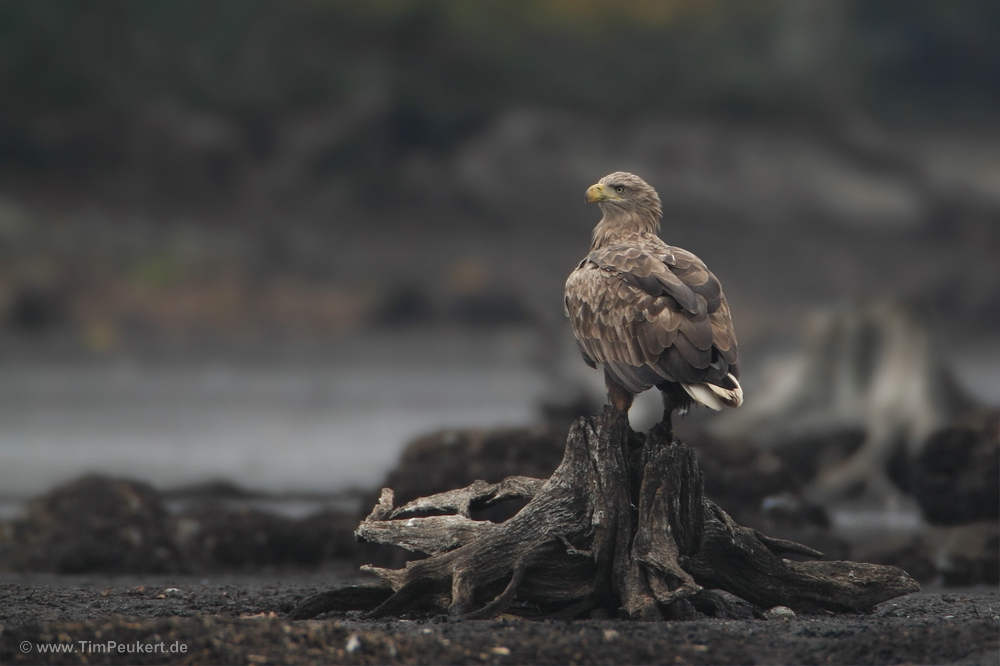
[711,299,973,505]
[290,407,919,620]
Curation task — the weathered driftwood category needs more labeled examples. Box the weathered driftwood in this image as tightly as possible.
[712,300,973,505]
[291,407,919,620]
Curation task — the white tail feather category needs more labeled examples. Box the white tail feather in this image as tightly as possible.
[682,383,724,410]
[708,379,743,408]
[683,373,744,410]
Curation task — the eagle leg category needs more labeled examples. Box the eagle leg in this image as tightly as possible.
[604,369,635,413]
[657,384,692,442]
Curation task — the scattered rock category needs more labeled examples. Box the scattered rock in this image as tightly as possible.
[764,606,796,620]
[0,475,180,573]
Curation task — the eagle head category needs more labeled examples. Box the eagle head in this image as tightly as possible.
[586,172,663,238]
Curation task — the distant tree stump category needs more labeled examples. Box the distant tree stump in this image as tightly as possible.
[291,408,919,620]
[712,299,973,505]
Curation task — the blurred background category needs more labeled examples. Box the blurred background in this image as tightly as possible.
[0,1,997,581]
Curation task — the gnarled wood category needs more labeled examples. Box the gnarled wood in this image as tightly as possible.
[686,500,919,613]
[389,476,546,519]
[620,426,704,618]
[359,411,633,619]
[290,407,918,621]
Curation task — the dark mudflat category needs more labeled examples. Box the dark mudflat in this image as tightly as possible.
[1,572,996,665]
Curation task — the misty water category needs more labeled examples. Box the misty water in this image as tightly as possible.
[0,329,550,507]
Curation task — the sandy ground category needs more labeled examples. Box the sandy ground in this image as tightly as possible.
[1,571,997,665]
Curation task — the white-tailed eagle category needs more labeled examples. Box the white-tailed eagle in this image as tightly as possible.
[564,171,742,417]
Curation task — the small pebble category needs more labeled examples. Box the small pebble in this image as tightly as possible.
[491,646,510,656]
[163,588,183,597]
[345,634,361,653]
[765,606,796,620]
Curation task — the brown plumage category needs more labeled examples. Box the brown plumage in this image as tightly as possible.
[565,172,743,418]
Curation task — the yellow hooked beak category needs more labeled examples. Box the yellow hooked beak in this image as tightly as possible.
[585,183,609,203]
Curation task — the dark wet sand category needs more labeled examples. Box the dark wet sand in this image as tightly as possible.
[1,571,997,665]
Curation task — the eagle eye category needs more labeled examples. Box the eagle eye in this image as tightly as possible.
[614,185,625,194]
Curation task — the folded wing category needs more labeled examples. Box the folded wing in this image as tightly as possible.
[565,243,741,408]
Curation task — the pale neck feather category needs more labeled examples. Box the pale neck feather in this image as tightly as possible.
[591,206,661,250]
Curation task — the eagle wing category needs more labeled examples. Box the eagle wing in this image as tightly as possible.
[564,242,739,394]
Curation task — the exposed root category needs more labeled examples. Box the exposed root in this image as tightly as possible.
[355,412,633,618]
[291,406,919,621]
[389,476,545,519]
